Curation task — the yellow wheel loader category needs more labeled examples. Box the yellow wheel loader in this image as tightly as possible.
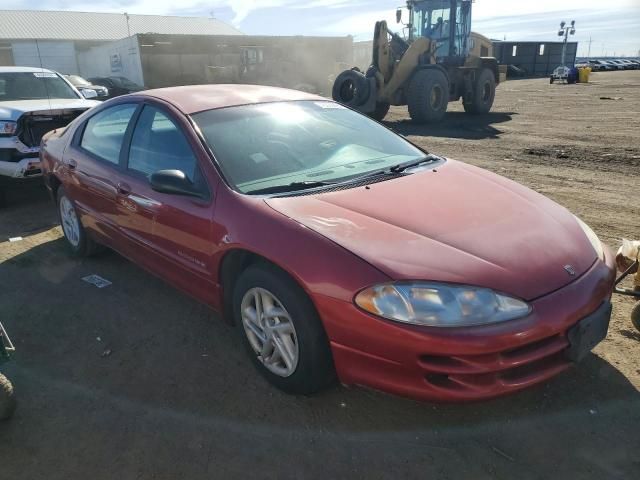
[332,0,500,123]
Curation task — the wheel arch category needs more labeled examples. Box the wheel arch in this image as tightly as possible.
[218,248,317,325]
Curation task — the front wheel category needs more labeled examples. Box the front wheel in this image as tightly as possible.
[233,264,335,395]
[368,102,390,122]
[0,373,16,420]
[464,68,496,114]
[407,69,449,124]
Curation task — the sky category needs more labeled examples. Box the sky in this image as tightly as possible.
[4,0,640,56]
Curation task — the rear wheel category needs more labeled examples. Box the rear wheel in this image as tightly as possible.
[368,102,390,122]
[407,69,449,124]
[233,264,335,395]
[464,68,496,114]
[0,373,16,420]
[57,187,101,257]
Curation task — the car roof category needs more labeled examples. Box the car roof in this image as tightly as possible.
[140,84,325,115]
[0,66,55,73]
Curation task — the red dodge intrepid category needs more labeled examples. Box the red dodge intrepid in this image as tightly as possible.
[41,85,616,402]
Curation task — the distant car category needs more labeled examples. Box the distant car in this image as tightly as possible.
[0,66,99,204]
[601,60,624,70]
[587,60,611,72]
[64,75,109,99]
[87,76,145,99]
[41,84,616,402]
[617,60,638,70]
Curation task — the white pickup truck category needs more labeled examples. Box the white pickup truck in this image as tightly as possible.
[0,66,100,204]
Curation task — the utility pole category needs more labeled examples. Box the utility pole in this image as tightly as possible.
[124,12,131,37]
[587,36,592,58]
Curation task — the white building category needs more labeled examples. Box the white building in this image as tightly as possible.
[0,10,243,75]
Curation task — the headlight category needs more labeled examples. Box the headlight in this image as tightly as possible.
[355,282,531,327]
[574,215,604,261]
[1,121,17,135]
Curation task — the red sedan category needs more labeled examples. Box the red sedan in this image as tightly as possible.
[40,85,615,402]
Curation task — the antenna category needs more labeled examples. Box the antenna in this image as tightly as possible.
[34,39,54,115]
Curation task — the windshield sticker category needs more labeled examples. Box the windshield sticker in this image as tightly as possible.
[33,72,57,78]
[250,153,269,164]
[314,101,346,109]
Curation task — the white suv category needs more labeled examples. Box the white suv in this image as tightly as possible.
[0,67,100,202]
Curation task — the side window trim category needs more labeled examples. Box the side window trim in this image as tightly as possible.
[123,101,212,201]
[73,102,141,168]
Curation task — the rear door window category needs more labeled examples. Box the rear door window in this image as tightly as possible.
[80,104,137,164]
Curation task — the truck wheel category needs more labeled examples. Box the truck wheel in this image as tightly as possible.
[631,302,640,333]
[332,70,370,107]
[407,69,448,124]
[0,373,16,420]
[368,102,390,121]
[57,187,102,257]
[464,68,496,114]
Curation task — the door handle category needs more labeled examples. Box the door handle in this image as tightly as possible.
[67,159,77,169]
[116,182,131,195]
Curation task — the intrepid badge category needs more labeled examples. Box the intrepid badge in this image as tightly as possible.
[564,265,577,276]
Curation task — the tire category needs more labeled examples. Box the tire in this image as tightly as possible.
[233,264,335,395]
[332,69,370,108]
[368,102,390,122]
[0,373,16,420]
[57,187,101,257]
[407,69,449,124]
[463,68,496,114]
[631,302,640,333]
[550,76,555,84]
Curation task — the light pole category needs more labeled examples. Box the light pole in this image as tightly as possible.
[558,20,576,67]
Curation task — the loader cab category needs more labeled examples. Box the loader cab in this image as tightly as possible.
[407,0,472,60]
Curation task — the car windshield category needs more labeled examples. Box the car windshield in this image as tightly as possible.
[192,100,426,194]
[67,75,91,86]
[0,71,80,101]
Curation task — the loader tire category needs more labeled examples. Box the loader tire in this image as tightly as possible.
[463,68,496,114]
[407,69,448,124]
[0,373,16,420]
[332,69,370,108]
[368,102,390,122]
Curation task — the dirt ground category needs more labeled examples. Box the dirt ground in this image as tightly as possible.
[1,70,639,479]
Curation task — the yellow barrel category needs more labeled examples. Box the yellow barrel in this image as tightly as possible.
[578,67,591,83]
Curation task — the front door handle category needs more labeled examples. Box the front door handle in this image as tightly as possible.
[116,182,131,196]
[67,159,77,170]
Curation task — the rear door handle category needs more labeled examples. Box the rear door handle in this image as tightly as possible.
[116,182,131,196]
[67,159,77,169]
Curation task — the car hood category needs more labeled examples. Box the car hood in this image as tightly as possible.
[265,160,597,300]
[0,99,100,121]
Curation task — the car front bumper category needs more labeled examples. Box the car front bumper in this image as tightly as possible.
[0,136,42,179]
[316,250,616,402]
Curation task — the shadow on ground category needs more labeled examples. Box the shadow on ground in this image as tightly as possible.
[1,236,639,479]
[385,111,516,140]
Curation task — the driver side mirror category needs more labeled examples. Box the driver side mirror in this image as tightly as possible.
[149,169,201,197]
[396,9,402,23]
[81,89,98,99]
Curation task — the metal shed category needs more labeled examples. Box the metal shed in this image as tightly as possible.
[492,41,578,77]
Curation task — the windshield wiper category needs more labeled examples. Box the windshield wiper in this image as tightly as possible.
[245,180,337,195]
[388,154,440,173]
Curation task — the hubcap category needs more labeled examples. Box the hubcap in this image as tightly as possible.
[59,196,80,247]
[430,85,443,109]
[482,81,492,103]
[240,287,299,377]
